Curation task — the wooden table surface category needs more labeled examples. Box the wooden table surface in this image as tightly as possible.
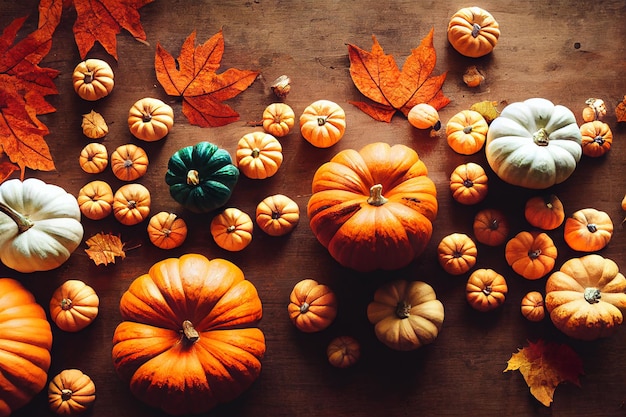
[2,1,626,416]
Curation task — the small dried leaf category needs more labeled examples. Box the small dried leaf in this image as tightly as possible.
[81,110,108,139]
[615,95,626,123]
[85,232,126,265]
[463,66,485,87]
[470,100,500,123]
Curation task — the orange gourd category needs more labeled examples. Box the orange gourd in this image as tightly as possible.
[300,100,346,148]
[110,144,149,181]
[113,183,151,226]
[582,98,607,122]
[256,194,300,236]
[473,208,509,246]
[564,208,613,252]
[448,7,500,58]
[48,369,96,416]
[327,336,360,368]
[79,143,108,174]
[146,211,188,249]
[521,291,545,322]
[466,269,508,312]
[77,180,114,220]
[445,110,489,155]
[580,120,613,158]
[210,207,254,251]
[524,194,565,230]
[437,233,477,275]
[505,231,558,280]
[408,103,441,130]
[49,280,99,332]
[236,131,283,179]
[288,279,338,333]
[262,103,295,137]
[450,162,488,205]
[308,142,438,272]
[128,97,174,142]
[112,254,265,415]
[72,59,114,101]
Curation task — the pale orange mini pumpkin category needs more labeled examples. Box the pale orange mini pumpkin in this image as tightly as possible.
[210,207,254,252]
[110,144,149,181]
[288,279,338,333]
[48,369,96,416]
[408,103,441,131]
[147,212,188,249]
[450,162,488,205]
[72,59,114,101]
[448,6,500,58]
[262,103,295,137]
[437,233,477,275]
[521,291,545,322]
[49,280,99,332]
[79,143,108,174]
[300,100,346,148]
[466,269,508,312]
[564,208,613,252]
[445,110,489,155]
[113,183,151,226]
[236,131,283,179]
[256,194,300,236]
[505,231,558,280]
[128,97,174,142]
[77,180,114,220]
[473,208,509,246]
[327,336,360,368]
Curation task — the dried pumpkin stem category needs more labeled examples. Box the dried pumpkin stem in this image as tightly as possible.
[251,148,261,158]
[528,249,541,259]
[226,225,236,233]
[300,302,310,314]
[182,320,200,342]
[396,301,411,319]
[471,23,481,38]
[84,72,94,83]
[482,285,493,296]
[187,169,200,186]
[367,184,388,206]
[61,298,73,311]
[583,288,601,304]
[142,113,153,123]
[532,128,550,146]
[0,201,34,233]
[587,223,598,233]
[317,116,328,126]
[463,125,473,134]
[61,389,73,401]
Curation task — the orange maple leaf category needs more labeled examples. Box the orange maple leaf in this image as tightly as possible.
[0,0,62,181]
[347,28,450,122]
[504,339,584,407]
[84,232,126,266]
[615,95,626,123]
[66,0,154,60]
[155,30,259,127]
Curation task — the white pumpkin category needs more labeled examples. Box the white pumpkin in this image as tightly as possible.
[0,178,84,273]
[485,98,582,189]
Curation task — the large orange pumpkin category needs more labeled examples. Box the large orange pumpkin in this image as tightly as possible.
[112,254,265,415]
[0,278,53,417]
[307,142,438,272]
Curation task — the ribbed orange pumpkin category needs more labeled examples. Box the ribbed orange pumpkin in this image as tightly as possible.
[288,279,338,333]
[112,254,265,415]
[505,231,558,280]
[307,142,438,272]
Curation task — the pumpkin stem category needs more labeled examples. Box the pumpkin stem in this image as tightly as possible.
[300,302,310,314]
[226,225,236,233]
[0,201,34,234]
[251,148,261,158]
[482,285,493,296]
[124,159,134,168]
[583,287,601,304]
[61,298,73,311]
[317,116,328,126]
[471,23,481,38]
[463,178,474,188]
[488,218,500,230]
[593,135,605,145]
[367,184,388,206]
[182,320,200,342]
[463,125,473,134]
[528,249,542,259]
[61,389,73,401]
[532,128,550,146]
[587,223,598,233]
[84,71,93,84]
[395,301,411,319]
[142,113,153,123]
[186,169,200,186]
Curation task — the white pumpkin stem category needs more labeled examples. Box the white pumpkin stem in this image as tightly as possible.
[367,184,388,206]
[0,201,34,233]
[471,23,481,38]
[182,320,200,342]
[583,288,601,304]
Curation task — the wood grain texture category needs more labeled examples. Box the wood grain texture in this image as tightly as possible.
[1,1,626,416]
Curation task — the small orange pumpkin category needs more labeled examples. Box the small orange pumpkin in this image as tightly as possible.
[262,103,295,137]
[299,100,346,148]
[580,120,613,158]
[128,97,174,141]
[77,180,114,220]
[110,143,149,181]
[79,143,108,174]
[327,336,360,368]
[113,183,151,226]
[564,208,613,252]
[466,269,508,312]
[147,211,188,249]
[521,291,545,322]
[448,6,500,58]
[72,59,114,101]
[48,369,96,416]
[505,231,558,280]
[473,208,509,246]
[288,279,338,333]
[437,233,477,275]
[524,194,565,230]
[236,131,283,179]
[408,103,441,131]
[256,194,300,236]
[445,110,489,155]
[210,207,254,252]
[49,280,99,332]
[450,162,488,205]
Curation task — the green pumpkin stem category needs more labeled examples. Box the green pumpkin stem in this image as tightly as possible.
[0,201,34,234]
[182,320,200,342]
[367,184,388,206]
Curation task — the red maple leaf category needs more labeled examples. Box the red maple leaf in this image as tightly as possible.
[347,28,450,122]
[66,0,154,60]
[0,0,62,180]
[154,30,259,128]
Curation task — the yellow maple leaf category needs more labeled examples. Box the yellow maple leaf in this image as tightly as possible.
[504,339,583,407]
[84,232,126,266]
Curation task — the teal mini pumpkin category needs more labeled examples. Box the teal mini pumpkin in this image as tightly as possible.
[165,142,239,213]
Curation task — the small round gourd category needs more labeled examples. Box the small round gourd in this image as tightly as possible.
[79,143,108,174]
[49,280,99,332]
[448,7,500,58]
[473,208,509,246]
[256,194,300,236]
[113,183,151,226]
[210,207,254,252]
[563,208,613,252]
[48,369,96,415]
[327,336,360,368]
[437,233,477,275]
[300,100,346,148]
[445,110,488,154]
[521,291,545,322]
[450,162,488,205]
[288,279,338,333]
[128,97,174,142]
[466,269,508,312]
[408,103,441,130]
[524,194,565,230]
[236,131,283,179]
[505,231,558,280]
[77,180,114,220]
[580,120,613,158]
[147,212,188,249]
[110,144,149,181]
[72,59,114,101]
[263,103,295,137]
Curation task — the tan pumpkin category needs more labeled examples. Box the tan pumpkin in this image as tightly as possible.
[288,279,338,333]
[210,207,254,252]
[466,269,508,312]
[78,143,108,174]
[262,103,295,137]
[448,7,500,58]
[48,369,96,416]
[236,131,283,179]
[545,254,626,340]
[521,291,545,322]
[72,59,114,101]
[580,120,613,158]
[564,208,613,252]
[49,280,99,332]
[300,100,346,148]
[472,208,509,246]
[367,279,444,351]
[437,233,477,275]
[113,183,151,226]
[110,144,149,181]
[146,211,188,249]
[524,194,565,230]
[450,162,488,205]
[408,103,441,131]
[505,231,558,280]
[77,180,114,221]
[256,194,300,236]
[445,110,489,155]
[128,97,174,142]
[327,336,360,368]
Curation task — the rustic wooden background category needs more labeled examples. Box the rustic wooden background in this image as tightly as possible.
[2,0,626,416]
